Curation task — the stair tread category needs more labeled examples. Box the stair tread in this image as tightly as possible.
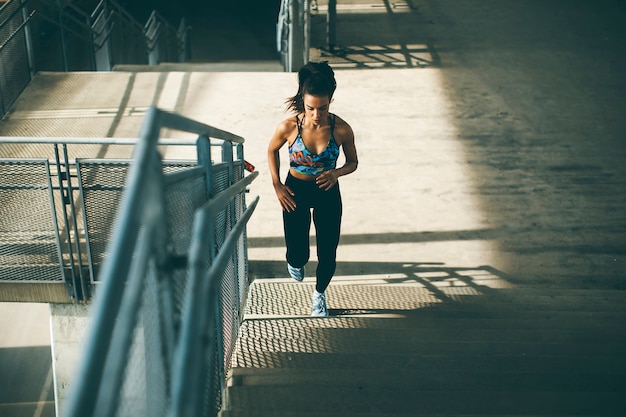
[226,367,625,391]
[229,352,626,373]
[224,387,626,414]
[245,281,626,316]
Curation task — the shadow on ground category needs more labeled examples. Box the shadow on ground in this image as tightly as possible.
[308,0,626,290]
[0,346,55,417]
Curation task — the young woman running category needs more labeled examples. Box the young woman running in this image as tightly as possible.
[267,61,358,316]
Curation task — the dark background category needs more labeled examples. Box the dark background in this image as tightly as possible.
[68,0,282,62]
[123,0,283,62]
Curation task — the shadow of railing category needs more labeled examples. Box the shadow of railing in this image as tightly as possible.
[309,0,441,68]
[248,259,516,318]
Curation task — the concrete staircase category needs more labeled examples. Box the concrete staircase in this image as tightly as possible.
[220,279,626,416]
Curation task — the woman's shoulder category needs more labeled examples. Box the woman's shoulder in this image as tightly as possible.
[273,116,298,144]
[276,115,300,136]
[331,114,354,141]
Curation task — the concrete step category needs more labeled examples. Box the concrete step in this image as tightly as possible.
[230,351,626,374]
[227,367,625,392]
[245,281,626,317]
[223,387,625,415]
[113,61,283,72]
[237,320,626,344]
[232,336,625,360]
[233,336,624,361]
[222,412,624,417]
[223,284,626,416]
[242,311,626,329]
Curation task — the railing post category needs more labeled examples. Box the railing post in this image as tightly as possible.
[55,0,70,71]
[177,18,191,62]
[197,135,213,197]
[304,0,310,64]
[148,34,160,66]
[327,0,336,52]
[53,144,81,300]
[0,83,5,117]
[222,141,234,186]
[92,1,113,71]
[146,12,161,65]
[20,0,36,77]
[235,143,247,310]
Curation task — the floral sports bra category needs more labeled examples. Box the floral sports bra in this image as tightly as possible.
[289,114,340,176]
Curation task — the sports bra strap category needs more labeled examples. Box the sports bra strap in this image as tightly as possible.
[296,115,303,134]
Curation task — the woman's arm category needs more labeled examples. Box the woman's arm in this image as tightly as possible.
[316,119,358,190]
[268,120,297,212]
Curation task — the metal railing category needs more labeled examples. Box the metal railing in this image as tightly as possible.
[0,0,190,116]
[61,106,259,417]
[0,137,192,301]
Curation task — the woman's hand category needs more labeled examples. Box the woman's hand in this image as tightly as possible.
[274,182,296,212]
[316,169,339,191]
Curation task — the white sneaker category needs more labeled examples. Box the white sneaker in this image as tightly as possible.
[311,290,329,317]
[287,264,305,282]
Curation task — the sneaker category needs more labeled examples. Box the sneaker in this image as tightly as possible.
[287,264,305,282]
[311,290,329,317]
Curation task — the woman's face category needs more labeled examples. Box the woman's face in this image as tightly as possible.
[303,94,331,126]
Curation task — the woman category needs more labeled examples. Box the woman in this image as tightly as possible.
[267,61,358,317]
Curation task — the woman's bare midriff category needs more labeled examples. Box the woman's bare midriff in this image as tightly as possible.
[289,168,318,181]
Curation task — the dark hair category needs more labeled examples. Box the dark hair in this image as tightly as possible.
[286,61,337,113]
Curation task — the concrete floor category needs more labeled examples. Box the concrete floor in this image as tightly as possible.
[0,303,54,417]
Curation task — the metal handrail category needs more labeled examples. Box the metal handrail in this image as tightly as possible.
[158,110,245,144]
[62,106,258,417]
[91,0,144,33]
[0,136,199,146]
[0,0,33,31]
[0,10,34,50]
[170,174,259,417]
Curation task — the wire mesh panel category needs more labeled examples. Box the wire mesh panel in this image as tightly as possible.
[0,0,32,115]
[111,262,169,417]
[210,162,236,373]
[106,6,149,67]
[21,0,95,72]
[213,161,249,397]
[164,168,208,257]
[77,159,196,282]
[77,160,130,281]
[75,158,250,417]
[145,12,179,65]
[162,166,209,320]
[0,159,64,281]
[60,5,95,70]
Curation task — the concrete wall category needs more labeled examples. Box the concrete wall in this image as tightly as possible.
[49,303,91,417]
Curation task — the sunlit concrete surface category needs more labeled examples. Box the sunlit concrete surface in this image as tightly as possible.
[0,303,55,417]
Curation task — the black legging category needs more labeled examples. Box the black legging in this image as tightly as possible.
[283,172,342,293]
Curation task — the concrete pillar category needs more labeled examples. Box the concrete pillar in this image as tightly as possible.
[327,0,336,52]
[288,0,309,72]
[49,303,91,417]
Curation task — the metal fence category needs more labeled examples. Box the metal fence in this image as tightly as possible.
[0,0,190,116]
[56,106,258,417]
[0,138,175,300]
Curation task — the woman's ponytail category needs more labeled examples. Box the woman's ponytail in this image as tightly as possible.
[286,61,337,113]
